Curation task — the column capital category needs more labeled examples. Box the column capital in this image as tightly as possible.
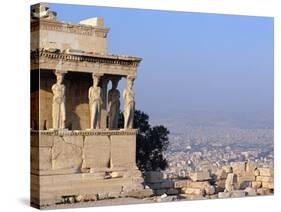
[91,72,103,79]
[127,75,136,81]
[54,70,67,77]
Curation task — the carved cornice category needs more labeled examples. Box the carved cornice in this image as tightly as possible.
[31,49,141,67]
[30,129,137,136]
[31,19,109,37]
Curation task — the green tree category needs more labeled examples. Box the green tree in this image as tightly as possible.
[118,110,169,172]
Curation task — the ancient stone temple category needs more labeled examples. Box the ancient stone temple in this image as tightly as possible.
[30,3,149,208]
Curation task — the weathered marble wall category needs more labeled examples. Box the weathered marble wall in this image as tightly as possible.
[31,19,108,54]
[31,130,137,173]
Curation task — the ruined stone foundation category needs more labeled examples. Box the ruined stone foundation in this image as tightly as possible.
[31,130,148,208]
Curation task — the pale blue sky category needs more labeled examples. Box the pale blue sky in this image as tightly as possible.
[48,3,274,120]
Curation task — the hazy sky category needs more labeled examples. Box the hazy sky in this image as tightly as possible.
[49,4,274,119]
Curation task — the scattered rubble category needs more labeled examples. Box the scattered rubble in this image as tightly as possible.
[189,170,210,181]
[214,161,273,198]
[143,161,273,201]
[144,171,179,196]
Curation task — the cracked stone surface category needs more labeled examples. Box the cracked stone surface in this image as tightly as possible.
[52,136,83,170]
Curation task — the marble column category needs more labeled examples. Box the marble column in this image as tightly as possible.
[100,77,109,129]
[123,76,136,129]
[108,77,121,129]
[51,71,66,129]
[88,73,102,129]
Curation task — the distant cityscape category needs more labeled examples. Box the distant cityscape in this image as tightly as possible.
[150,112,274,179]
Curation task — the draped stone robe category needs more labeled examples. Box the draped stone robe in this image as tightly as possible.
[52,83,66,129]
[89,86,102,129]
[123,88,135,129]
[108,88,120,129]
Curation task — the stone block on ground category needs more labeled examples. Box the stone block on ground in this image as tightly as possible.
[251,181,262,189]
[109,171,121,178]
[244,187,257,196]
[204,185,215,195]
[96,193,109,200]
[83,194,98,201]
[155,195,178,202]
[257,188,273,195]
[174,180,189,188]
[262,181,274,189]
[231,161,246,175]
[185,181,214,195]
[182,187,205,196]
[256,176,274,183]
[218,192,231,198]
[225,173,238,192]
[238,174,256,182]
[209,194,219,199]
[230,190,246,198]
[246,161,257,175]
[258,168,273,177]
[222,165,233,174]
[215,169,227,180]
[127,188,153,199]
[187,181,210,189]
[189,171,210,182]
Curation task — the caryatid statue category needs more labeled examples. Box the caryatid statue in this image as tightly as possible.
[52,71,66,129]
[88,74,102,129]
[123,76,135,129]
[108,78,120,129]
